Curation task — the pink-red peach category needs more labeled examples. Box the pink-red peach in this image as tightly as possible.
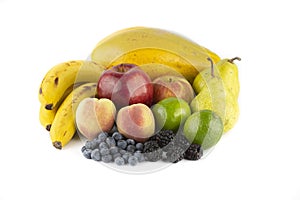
[76,98,116,140]
[116,103,155,142]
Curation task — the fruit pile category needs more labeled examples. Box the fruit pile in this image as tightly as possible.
[38,26,240,166]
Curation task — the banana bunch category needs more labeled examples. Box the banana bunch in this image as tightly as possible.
[91,26,220,83]
[38,60,105,149]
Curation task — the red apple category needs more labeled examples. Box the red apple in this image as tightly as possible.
[97,63,153,109]
[152,75,195,104]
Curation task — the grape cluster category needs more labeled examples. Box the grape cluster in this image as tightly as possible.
[81,132,145,166]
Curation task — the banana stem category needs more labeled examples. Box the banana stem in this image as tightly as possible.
[207,57,215,77]
[228,57,241,63]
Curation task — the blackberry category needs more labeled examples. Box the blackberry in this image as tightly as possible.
[151,130,176,148]
[172,132,191,151]
[143,140,162,162]
[165,146,185,163]
[163,142,185,163]
[184,144,203,160]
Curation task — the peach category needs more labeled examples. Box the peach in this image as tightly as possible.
[76,98,116,140]
[116,103,155,142]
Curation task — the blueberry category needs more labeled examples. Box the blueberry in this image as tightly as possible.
[134,151,145,162]
[126,139,135,145]
[102,154,113,163]
[91,149,101,161]
[98,132,108,142]
[113,153,122,160]
[117,140,127,150]
[99,142,108,149]
[82,149,92,159]
[100,148,110,156]
[93,137,102,145]
[106,137,116,147]
[119,149,127,155]
[81,145,87,153]
[115,157,125,166]
[135,143,144,151]
[126,145,136,153]
[85,140,97,149]
[112,132,123,141]
[110,146,119,154]
[122,152,132,163]
[128,156,138,166]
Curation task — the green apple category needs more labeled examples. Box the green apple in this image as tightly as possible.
[151,97,191,132]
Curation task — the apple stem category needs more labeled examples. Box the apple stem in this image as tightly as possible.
[207,57,215,77]
[228,57,241,63]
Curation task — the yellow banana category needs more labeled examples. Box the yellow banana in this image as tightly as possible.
[39,105,57,131]
[39,83,82,131]
[91,26,220,83]
[39,60,105,110]
[50,82,98,149]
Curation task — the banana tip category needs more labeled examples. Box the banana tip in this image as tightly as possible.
[45,124,51,131]
[53,141,62,150]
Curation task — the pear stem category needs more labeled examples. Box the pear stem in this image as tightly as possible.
[228,57,241,63]
[207,57,215,77]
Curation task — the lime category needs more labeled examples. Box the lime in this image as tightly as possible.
[152,97,191,132]
[183,110,223,150]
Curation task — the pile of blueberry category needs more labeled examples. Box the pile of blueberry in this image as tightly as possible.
[81,130,203,166]
[81,132,145,166]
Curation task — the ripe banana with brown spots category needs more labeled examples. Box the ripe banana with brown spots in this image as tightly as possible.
[50,82,98,149]
[38,60,105,110]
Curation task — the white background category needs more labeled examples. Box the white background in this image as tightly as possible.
[1,0,300,199]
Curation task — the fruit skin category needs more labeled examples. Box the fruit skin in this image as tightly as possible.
[193,57,240,99]
[75,98,116,140]
[151,97,191,132]
[39,83,82,131]
[91,26,220,83]
[116,103,155,142]
[152,75,195,104]
[191,58,240,132]
[97,63,153,109]
[39,60,105,110]
[138,63,183,81]
[39,105,57,131]
[50,83,98,149]
[183,110,223,150]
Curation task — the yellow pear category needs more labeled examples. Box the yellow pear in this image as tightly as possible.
[191,57,241,133]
